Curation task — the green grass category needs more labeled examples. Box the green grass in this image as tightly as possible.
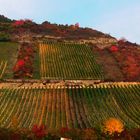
[0,42,19,79]
[38,42,104,80]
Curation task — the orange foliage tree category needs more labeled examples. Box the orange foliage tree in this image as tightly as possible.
[102,118,124,135]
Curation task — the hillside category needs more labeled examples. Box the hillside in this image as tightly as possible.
[0,15,12,23]
[0,15,140,139]
[0,15,113,40]
[0,15,140,82]
[0,16,140,81]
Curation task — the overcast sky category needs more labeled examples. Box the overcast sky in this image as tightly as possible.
[0,0,140,43]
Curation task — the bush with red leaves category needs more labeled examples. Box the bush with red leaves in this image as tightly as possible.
[109,45,119,52]
[32,124,47,139]
[13,20,25,27]
[13,42,35,79]
[13,19,33,27]
[109,43,140,81]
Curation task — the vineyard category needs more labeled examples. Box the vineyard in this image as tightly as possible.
[1,15,140,139]
[39,42,103,80]
[0,60,7,79]
[0,42,19,79]
[0,84,139,130]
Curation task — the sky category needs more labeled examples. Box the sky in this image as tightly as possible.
[0,0,140,43]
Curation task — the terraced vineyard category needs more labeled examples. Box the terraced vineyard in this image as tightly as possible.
[39,42,103,80]
[0,60,7,79]
[0,84,139,130]
[0,42,19,79]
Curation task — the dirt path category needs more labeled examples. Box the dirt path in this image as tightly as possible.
[0,81,140,89]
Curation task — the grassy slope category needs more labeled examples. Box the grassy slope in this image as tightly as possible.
[0,42,19,79]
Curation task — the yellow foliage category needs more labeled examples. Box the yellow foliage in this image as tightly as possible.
[11,116,18,128]
[103,118,124,135]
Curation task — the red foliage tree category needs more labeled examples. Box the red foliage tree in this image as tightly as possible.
[32,124,47,138]
[13,59,25,72]
[13,20,25,27]
[13,43,34,78]
[13,19,33,27]
[110,44,140,81]
[109,45,119,52]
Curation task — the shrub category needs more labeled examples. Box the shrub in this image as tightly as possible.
[11,116,18,129]
[109,45,119,52]
[32,124,47,139]
[0,33,10,41]
[102,118,124,135]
